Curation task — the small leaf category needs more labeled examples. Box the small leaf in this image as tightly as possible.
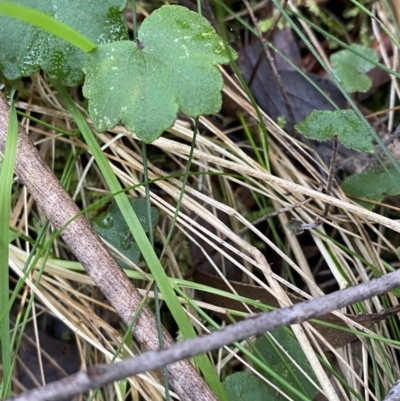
[93,198,158,268]
[295,109,374,152]
[331,44,378,93]
[223,329,319,400]
[0,0,128,86]
[341,164,400,210]
[83,5,237,143]
[255,328,318,400]
[223,371,274,401]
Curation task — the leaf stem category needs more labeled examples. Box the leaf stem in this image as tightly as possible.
[323,136,338,218]
[130,0,138,41]
[141,141,170,400]
[160,117,199,260]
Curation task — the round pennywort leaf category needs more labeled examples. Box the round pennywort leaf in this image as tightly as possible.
[83,5,237,143]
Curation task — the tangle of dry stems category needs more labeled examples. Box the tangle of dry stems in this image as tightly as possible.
[4,55,400,400]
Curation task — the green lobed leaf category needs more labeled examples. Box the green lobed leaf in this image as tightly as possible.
[295,109,374,152]
[83,5,237,144]
[0,3,96,53]
[341,164,400,210]
[93,198,159,268]
[255,328,318,400]
[223,371,274,401]
[224,328,318,401]
[331,44,378,93]
[0,0,128,86]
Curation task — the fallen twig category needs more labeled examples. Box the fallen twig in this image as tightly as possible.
[9,266,400,401]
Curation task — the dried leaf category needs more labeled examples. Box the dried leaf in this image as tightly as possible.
[194,271,400,350]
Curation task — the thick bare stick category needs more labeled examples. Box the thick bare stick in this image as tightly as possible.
[0,93,217,401]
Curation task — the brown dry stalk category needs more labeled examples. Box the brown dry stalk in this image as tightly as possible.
[0,92,217,401]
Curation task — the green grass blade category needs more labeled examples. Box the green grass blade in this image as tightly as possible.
[0,3,96,52]
[0,92,18,398]
[141,140,171,399]
[53,81,227,400]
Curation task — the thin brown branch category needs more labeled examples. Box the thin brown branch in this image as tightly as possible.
[0,92,217,400]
